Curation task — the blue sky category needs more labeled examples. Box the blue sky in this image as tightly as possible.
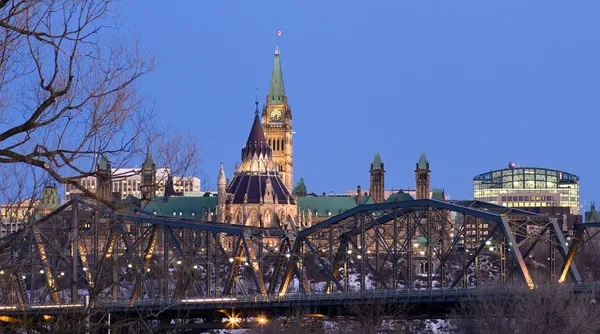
[123,1,600,206]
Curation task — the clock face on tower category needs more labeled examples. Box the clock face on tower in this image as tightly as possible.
[270,109,282,121]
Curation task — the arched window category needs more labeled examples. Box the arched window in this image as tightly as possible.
[282,140,285,150]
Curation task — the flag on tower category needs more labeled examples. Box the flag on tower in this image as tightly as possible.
[277,30,282,36]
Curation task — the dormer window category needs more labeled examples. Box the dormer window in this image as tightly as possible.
[315,211,319,216]
[153,211,157,215]
[179,212,182,216]
[191,212,195,216]
[172,211,176,216]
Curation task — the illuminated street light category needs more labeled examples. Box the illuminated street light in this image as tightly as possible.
[229,258,234,263]
[413,243,419,248]
[40,270,44,274]
[485,240,492,246]
[193,265,198,269]
[127,264,132,268]
[176,260,182,265]
[489,247,494,251]
[357,255,362,259]
[285,253,291,258]
[419,250,425,256]
[82,267,87,271]
[257,316,267,325]
[0,270,3,275]
[347,250,352,255]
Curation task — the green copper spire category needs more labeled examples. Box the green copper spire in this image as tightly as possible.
[267,49,286,105]
[98,153,110,170]
[418,152,428,169]
[37,183,60,212]
[372,153,382,169]
[142,151,154,169]
[292,178,307,197]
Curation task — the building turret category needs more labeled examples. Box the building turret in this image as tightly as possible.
[36,182,60,216]
[217,163,227,222]
[415,152,430,200]
[356,185,362,205]
[369,153,385,203]
[164,174,183,197]
[141,151,156,200]
[96,153,112,201]
[262,47,294,190]
[292,178,307,197]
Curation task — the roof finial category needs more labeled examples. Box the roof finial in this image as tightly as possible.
[254,87,260,115]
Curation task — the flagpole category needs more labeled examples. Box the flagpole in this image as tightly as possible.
[276,30,282,54]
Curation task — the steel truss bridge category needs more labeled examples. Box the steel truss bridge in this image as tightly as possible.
[0,198,592,326]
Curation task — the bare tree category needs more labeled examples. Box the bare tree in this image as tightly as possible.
[0,0,197,207]
[451,285,600,334]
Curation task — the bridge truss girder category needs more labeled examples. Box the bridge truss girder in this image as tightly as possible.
[279,199,580,295]
[0,200,290,308]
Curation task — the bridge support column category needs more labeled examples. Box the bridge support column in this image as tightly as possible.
[405,213,412,290]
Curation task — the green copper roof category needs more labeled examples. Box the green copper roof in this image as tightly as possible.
[586,203,600,223]
[432,189,445,201]
[386,190,414,203]
[297,196,374,217]
[292,178,307,196]
[144,196,217,219]
[36,185,60,212]
[267,51,286,105]
[417,152,428,169]
[372,153,382,169]
[142,151,154,169]
[98,154,110,170]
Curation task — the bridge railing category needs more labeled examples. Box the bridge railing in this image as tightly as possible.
[3,283,600,312]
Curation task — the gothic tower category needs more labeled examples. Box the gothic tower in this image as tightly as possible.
[217,163,227,223]
[369,153,385,203]
[415,152,430,200]
[96,153,112,201]
[141,151,156,200]
[262,47,293,190]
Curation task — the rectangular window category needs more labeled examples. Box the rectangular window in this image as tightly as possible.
[524,196,529,201]
[518,196,523,201]
[507,196,513,201]
[501,196,506,201]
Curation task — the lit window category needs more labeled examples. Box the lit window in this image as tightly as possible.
[173,211,176,216]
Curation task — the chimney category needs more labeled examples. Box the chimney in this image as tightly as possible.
[356,185,362,205]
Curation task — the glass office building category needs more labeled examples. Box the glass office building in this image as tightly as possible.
[473,167,580,214]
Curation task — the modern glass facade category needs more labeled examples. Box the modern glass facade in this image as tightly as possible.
[473,167,580,214]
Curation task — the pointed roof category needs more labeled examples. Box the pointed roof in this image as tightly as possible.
[372,153,383,169]
[98,153,110,170]
[142,151,154,169]
[292,178,307,196]
[164,174,183,197]
[417,152,428,169]
[218,163,227,186]
[36,183,60,212]
[242,103,272,161]
[267,50,286,105]
[586,203,600,223]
